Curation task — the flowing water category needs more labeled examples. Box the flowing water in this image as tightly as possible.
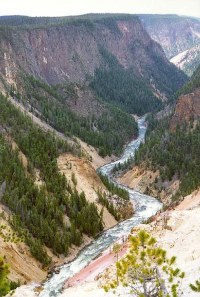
[39,117,162,297]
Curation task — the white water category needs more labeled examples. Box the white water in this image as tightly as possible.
[39,117,162,297]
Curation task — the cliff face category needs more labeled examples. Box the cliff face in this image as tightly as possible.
[139,14,200,75]
[170,65,200,129]
[170,88,200,130]
[0,15,186,98]
[170,45,200,77]
[139,14,200,59]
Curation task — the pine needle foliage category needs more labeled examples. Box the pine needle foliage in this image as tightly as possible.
[190,278,200,292]
[0,256,10,296]
[104,230,185,297]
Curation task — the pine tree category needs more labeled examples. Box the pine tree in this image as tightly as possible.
[104,230,184,297]
[112,243,121,285]
[0,256,10,296]
[190,278,200,292]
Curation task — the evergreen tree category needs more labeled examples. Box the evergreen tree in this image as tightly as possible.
[0,256,10,296]
[0,93,105,266]
[190,277,200,292]
[104,230,184,297]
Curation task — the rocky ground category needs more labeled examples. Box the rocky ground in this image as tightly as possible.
[118,165,179,205]
[61,188,200,297]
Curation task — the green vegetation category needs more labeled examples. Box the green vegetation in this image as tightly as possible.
[176,64,200,96]
[0,255,20,296]
[112,243,121,263]
[14,75,138,157]
[0,223,22,244]
[104,230,184,297]
[98,172,129,200]
[190,277,200,292]
[90,48,163,115]
[96,190,121,221]
[0,93,103,266]
[135,116,200,198]
[97,170,130,221]
[0,14,137,30]
[111,156,135,175]
[0,256,10,296]
[135,66,200,200]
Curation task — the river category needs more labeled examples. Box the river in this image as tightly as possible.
[39,116,162,297]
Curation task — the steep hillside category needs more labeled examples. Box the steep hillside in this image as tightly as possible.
[169,65,200,129]
[139,14,200,75]
[0,15,188,156]
[170,44,200,76]
[119,65,200,204]
[0,15,185,85]
[0,204,47,284]
[12,75,138,157]
[170,88,200,130]
[0,14,186,114]
[139,14,200,59]
[176,64,200,95]
[0,92,134,284]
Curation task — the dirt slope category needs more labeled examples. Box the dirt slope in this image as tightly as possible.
[57,153,117,229]
[0,204,46,284]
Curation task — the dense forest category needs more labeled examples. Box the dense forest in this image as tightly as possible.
[0,93,104,266]
[0,14,136,29]
[90,48,163,115]
[98,172,129,200]
[12,75,138,157]
[175,64,200,97]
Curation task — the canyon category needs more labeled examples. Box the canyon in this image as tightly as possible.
[0,13,200,297]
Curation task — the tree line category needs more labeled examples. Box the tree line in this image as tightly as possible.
[98,172,129,200]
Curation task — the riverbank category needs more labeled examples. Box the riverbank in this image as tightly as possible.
[65,240,129,288]
[59,188,200,297]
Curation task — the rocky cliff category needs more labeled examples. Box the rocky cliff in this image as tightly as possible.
[0,14,186,103]
[170,88,200,130]
[139,14,200,75]
[170,45,200,77]
[170,64,200,129]
[139,14,200,59]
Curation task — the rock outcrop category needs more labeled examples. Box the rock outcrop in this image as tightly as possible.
[170,88,200,130]
[170,45,200,77]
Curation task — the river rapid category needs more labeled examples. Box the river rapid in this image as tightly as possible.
[39,117,162,297]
